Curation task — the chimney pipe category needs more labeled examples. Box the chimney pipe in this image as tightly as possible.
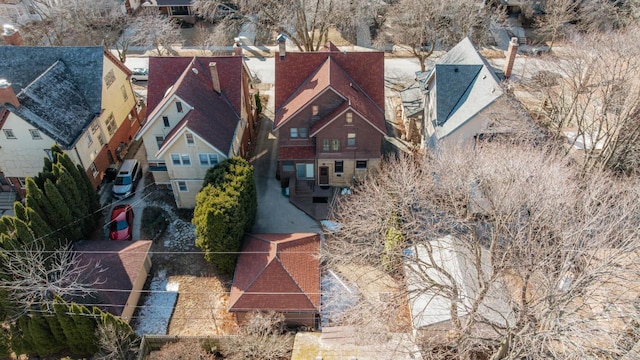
[2,24,24,46]
[0,80,20,108]
[503,37,519,79]
[209,62,221,94]
[277,34,286,59]
[233,38,242,56]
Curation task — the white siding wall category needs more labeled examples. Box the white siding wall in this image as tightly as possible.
[0,113,56,178]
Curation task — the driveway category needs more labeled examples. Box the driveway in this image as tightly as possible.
[250,88,321,234]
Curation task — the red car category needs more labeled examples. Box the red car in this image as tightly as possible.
[109,204,134,241]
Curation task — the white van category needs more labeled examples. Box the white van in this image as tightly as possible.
[112,159,141,199]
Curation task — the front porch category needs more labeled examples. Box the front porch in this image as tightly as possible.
[288,178,336,221]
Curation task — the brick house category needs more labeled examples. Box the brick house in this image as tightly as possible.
[0,34,142,197]
[229,233,321,328]
[274,38,387,208]
[136,54,255,208]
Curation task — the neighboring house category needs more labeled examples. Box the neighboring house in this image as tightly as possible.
[274,38,386,204]
[403,236,514,333]
[0,0,137,25]
[136,54,254,208]
[229,233,321,328]
[417,37,525,149]
[141,0,194,22]
[73,240,153,323]
[0,38,142,197]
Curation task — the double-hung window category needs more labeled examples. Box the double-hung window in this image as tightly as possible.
[171,153,191,166]
[199,153,219,166]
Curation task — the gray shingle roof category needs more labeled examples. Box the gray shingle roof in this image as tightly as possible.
[12,61,95,148]
[431,38,503,139]
[0,46,103,114]
[435,64,482,125]
[0,46,104,148]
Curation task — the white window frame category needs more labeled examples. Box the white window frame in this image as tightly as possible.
[105,113,117,135]
[185,133,195,146]
[121,84,128,101]
[170,153,191,166]
[347,133,356,147]
[177,181,188,192]
[85,133,93,146]
[356,160,368,170]
[346,112,353,123]
[17,177,26,188]
[155,135,164,150]
[198,153,219,166]
[29,129,42,140]
[3,129,16,139]
[89,163,99,178]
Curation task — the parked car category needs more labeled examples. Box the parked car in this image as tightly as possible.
[112,159,141,199]
[130,68,148,82]
[109,204,133,241]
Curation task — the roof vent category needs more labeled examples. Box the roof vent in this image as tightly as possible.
[192,68,198,74]
[454,67,459,73]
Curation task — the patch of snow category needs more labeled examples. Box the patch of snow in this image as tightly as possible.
[321,270,358,327]
[321,220,342,233]
[134,269,179,336]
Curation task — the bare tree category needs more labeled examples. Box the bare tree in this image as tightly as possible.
[128,8,182,56]
[94,322,140,360]
[324,143,640,359]
[0,242,105,315]
[221,311,294,360]
[193,0,375,51]
[380,0,499,72]
[148,339,219,360]
[533,28,640,174]
[18,0,127,46]
[533,0,579,50]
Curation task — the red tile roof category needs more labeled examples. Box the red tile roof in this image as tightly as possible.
[278,145,316,160]
[275,43,385,111]
[73,240,152,317]
[145,56,244,155]
[228,233,320,313]
[147,56,243,114]
[274,46,386,135]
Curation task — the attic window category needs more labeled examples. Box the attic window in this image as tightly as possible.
[3,129,16,139]
[29,129,42,140]
[104,69,115,88]
[346,112,353,124]
[185,133,195,145]
[176,102,183,113]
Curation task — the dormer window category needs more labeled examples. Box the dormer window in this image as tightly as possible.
[176,102,183,113]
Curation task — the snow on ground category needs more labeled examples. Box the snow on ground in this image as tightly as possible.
[321,269,358,327]
[134,269,179,336]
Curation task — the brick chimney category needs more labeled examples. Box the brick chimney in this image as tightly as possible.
[277,33,286,59]
[209,62,221,94]
[0,80,20,108]
[233,38,242,56]
[3,24,24,46]
[503,37,519,79]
